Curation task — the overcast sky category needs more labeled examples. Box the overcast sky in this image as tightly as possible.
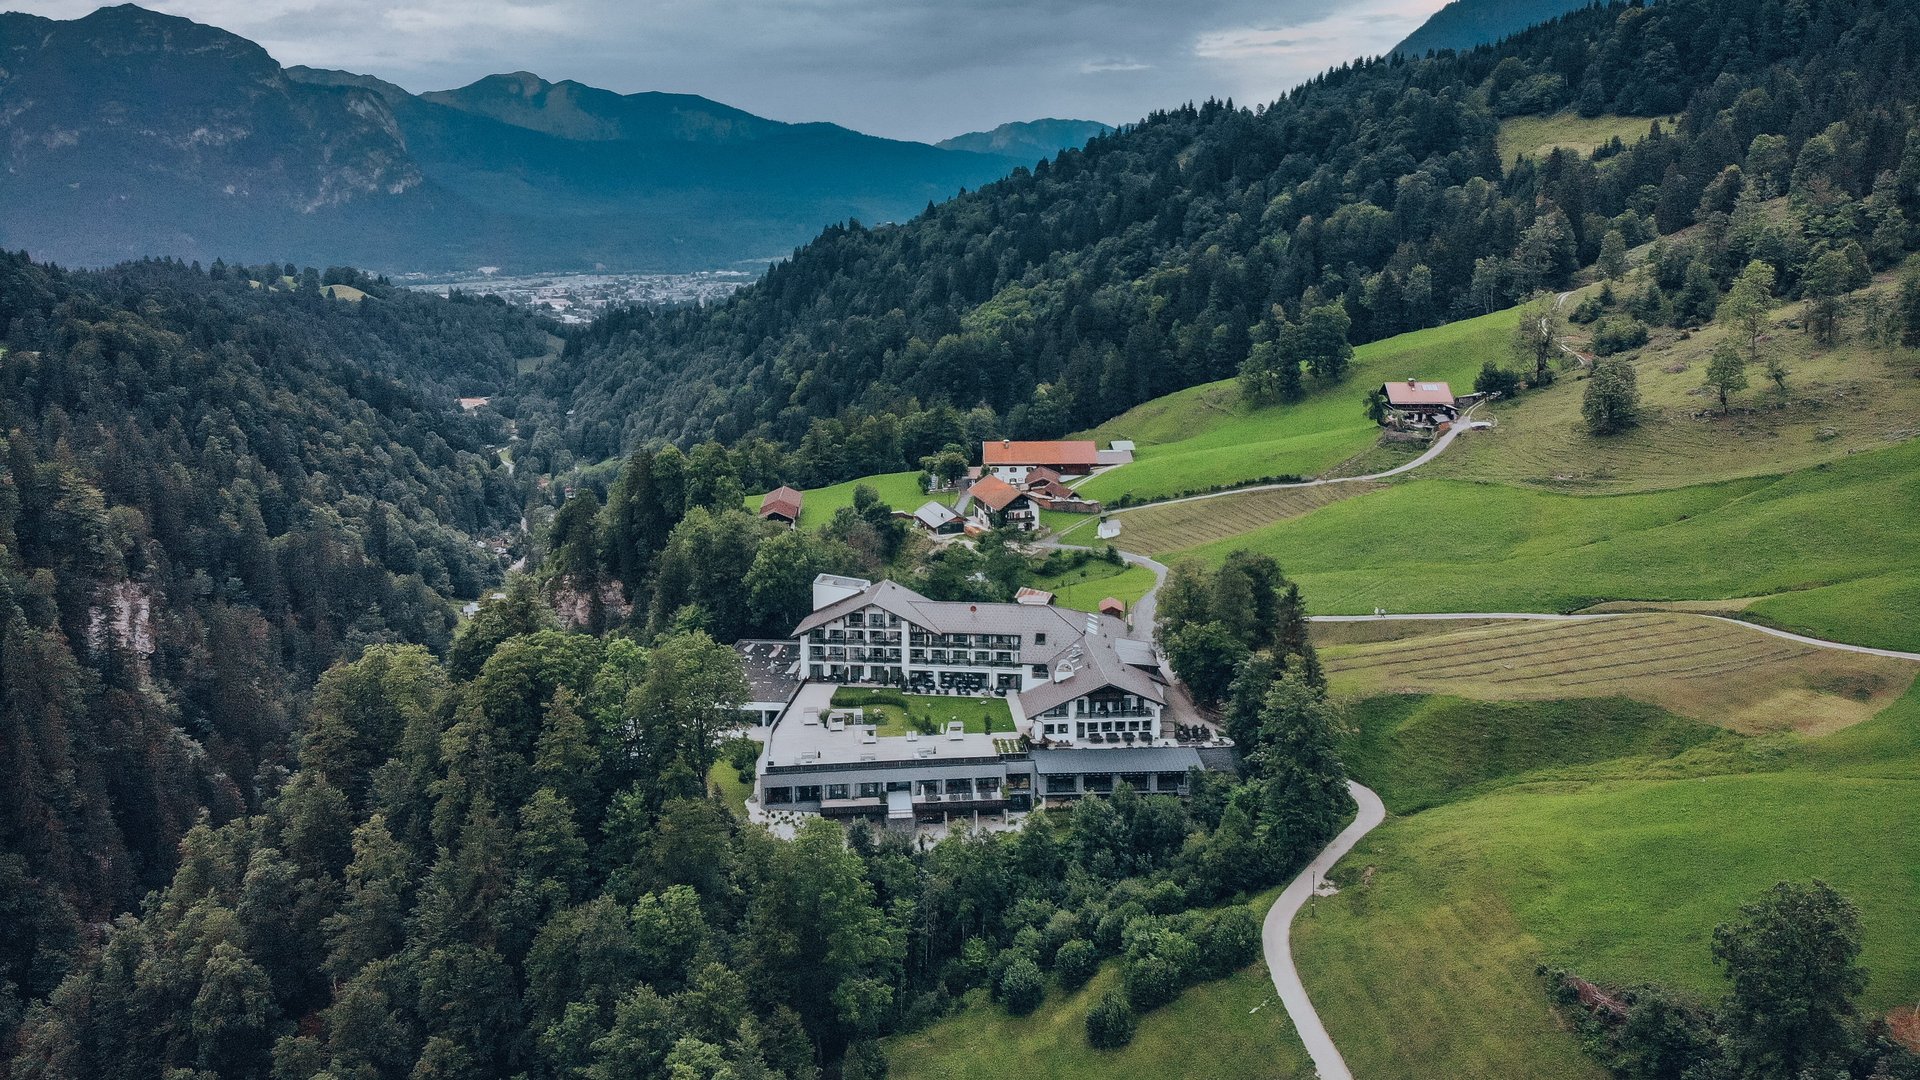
[16,0,1448,141]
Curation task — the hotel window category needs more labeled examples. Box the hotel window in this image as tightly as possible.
[1035,632,1047,645]
[826,784,850,800]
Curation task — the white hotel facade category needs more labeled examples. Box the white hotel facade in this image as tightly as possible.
[794,574,1166,744]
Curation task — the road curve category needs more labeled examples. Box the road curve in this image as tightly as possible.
[1306,611,1920,663]
[1263,780,1388,1080]
[1054,405,1491,542]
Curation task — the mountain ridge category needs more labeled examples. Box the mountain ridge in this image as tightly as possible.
[937,118,1115,161]
[0,4,1028,273]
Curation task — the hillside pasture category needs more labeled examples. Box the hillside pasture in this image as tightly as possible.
[1426,292,1920,494]
[1174,438,1920,653]
[1321,614,1919,735]
[1072,306,1513,504]
[745,470,928,528]
[1294,686,1920,1080]
[1495,110,1677,166]
[1087,481,1380,555]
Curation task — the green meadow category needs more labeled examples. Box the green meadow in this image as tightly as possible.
[1294,686,1920,1080]
[1027,559,1157,613]
[1074,307,1514,503]
[746,470,929,528]
[1174,437,1920,652]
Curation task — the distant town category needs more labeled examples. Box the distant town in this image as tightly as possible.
[401,268,757,321]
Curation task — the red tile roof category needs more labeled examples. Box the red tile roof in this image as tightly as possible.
[1381,380,1456,407]
[758,486,804,520]
[982,439,1100,467]
[968,475,1027,511]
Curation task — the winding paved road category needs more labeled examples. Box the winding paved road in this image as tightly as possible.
[1263,781,1387,1080]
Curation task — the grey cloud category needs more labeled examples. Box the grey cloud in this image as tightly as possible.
[14,0,1443,139]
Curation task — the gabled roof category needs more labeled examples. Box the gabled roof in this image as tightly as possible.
[758,485,804,520]
[912,501,960,529]
[1016,631,1168,716]
[791,577,1127,659]
[1028,478,1077,499]
[982,439,1101,467]
[1381,380,1456,407]
[968,475,1028,512]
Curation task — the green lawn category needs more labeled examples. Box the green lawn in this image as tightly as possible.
[1173,437,1920,652]
[1073,306,1513,504]
[1028,559,1157,614]
[746,470,930,528]
[888,894,1313,1080]
[829,688,1016,736]
[706,759,752,820]
[1294,686,1920,1080]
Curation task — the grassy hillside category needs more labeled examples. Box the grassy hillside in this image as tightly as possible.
[1027,560,1157,613]
[1338,694,1734,814]
[1496,111,1676,166]
[1321,614,1919,736]
[1174,437,1920,652]
[1073,307,1515,504]
[1294,686,1920,1080]
[746,470,928,528]
[1425,280,1920,494]
[887,896,1313,1080]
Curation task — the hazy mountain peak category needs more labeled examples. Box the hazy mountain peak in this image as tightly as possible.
[936,118,1114,161]
[420,70,780,144]
[1392,0,1607,57]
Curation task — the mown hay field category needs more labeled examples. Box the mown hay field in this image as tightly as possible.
[1321,614,1918,735]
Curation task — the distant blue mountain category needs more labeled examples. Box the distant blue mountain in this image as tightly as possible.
[937,119,1115,162]
[0,5,1028,273]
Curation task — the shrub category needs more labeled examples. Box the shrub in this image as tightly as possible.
[1054,939,1099,990]
[1591,316,1650,356]
[1121,924,1200,1011]
[719,736,760,783]
[1568,295,1606,324]
[1195,908,1262,977]
[1473,361,1521,399]
[997,956,1045,1016]
[1085,989,1137,1049]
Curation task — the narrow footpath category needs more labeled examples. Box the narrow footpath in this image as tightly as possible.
[1262,781,1387,1080]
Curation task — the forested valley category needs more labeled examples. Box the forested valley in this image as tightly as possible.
[6,0,1920,1076]
[0,256,546,1026]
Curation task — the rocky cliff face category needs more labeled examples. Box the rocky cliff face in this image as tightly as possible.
[0,6,419,215]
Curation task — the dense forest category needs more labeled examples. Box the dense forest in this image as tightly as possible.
[523,0,1920,488]
[0,255,551,1026]
[5,563,1347,1079]
[7,0,1920,1075]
